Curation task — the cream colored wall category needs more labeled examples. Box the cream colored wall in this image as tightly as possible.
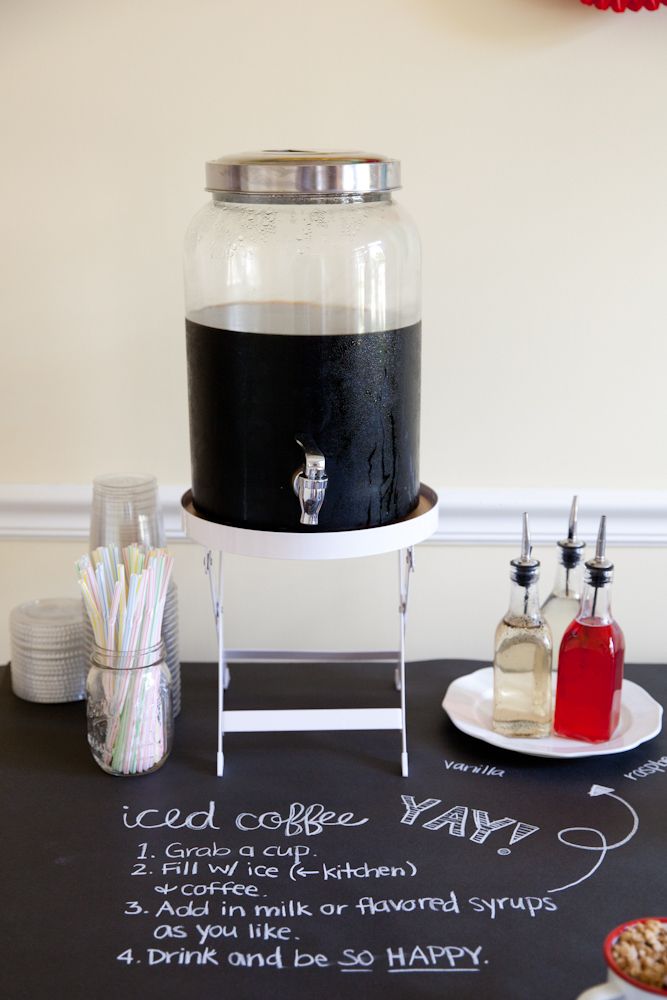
[2,0,666,664]
[0,539,663,665]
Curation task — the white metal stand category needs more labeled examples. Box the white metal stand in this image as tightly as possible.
[182,485,438,778]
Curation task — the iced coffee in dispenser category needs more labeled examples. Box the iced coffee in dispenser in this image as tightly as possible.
[184,151,421,533]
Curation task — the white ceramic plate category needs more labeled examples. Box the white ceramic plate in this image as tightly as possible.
[442,667,663,758]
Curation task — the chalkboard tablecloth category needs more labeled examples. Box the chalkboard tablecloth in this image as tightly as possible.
[2,659,666,1000]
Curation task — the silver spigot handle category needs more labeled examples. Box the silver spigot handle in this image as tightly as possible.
[295,434,326,477]
[293,435,328,526]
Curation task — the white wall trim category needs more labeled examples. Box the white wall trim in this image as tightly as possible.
[435,489,667,547]
[0,485,665,547]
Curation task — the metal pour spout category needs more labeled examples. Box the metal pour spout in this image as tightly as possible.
[567,495,578,541]
[510,512,540,586]
[520,511,531,561]
[595,515,607,561]
[293,435,328,526]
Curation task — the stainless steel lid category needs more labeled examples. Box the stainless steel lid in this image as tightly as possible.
[205,150,401,195]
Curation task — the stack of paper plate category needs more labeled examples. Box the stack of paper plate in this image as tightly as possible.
[10,598,88,703]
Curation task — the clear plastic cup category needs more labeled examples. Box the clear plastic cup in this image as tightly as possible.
[87,475,181,715]
[90,474,165,550]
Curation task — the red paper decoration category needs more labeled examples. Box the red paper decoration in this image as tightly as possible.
[581,0,665,9]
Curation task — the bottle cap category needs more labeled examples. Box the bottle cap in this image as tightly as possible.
[558,495,586,567]
[511,513,540,584]
[585,515,613,584]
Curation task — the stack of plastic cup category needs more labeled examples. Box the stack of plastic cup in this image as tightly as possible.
[10,598,88,703]
[89,474,181,716]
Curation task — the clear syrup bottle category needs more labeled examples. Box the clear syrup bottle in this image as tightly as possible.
[493,513,553,738]
[541,496,586,671]
[554,516,625,743]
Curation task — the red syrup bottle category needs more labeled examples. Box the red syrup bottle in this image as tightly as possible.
[554,515,625,743]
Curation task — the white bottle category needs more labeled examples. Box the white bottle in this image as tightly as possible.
[541,496,585,671]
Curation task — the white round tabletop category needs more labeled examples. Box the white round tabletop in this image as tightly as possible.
[181,485,439,560]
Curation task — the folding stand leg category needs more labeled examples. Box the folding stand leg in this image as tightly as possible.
[204,551,228,777]
[203,545,414,778]
[216,553,226,776]
[205,551,231,689]
[398,546,415,778]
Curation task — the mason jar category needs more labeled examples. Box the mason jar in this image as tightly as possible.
[184,150,421,533]
[86,642,173,776]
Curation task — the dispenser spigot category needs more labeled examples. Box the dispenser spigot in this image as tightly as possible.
[293,435,328,526]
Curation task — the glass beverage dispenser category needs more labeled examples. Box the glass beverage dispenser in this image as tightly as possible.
[184,150,421,533]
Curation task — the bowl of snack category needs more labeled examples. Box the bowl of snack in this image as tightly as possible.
[578,918,667,998]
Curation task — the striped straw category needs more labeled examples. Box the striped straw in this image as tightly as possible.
[76,544,174,775]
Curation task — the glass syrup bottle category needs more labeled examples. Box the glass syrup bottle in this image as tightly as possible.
[554,516,625,743]
[541,495,586,671]
[493,513,553,738]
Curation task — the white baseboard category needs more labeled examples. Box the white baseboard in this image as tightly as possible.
[0,484,664,546]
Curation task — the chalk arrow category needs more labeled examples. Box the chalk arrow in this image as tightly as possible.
[583,786,639,850]
[589,784,615,797]
[548,785,639,894]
